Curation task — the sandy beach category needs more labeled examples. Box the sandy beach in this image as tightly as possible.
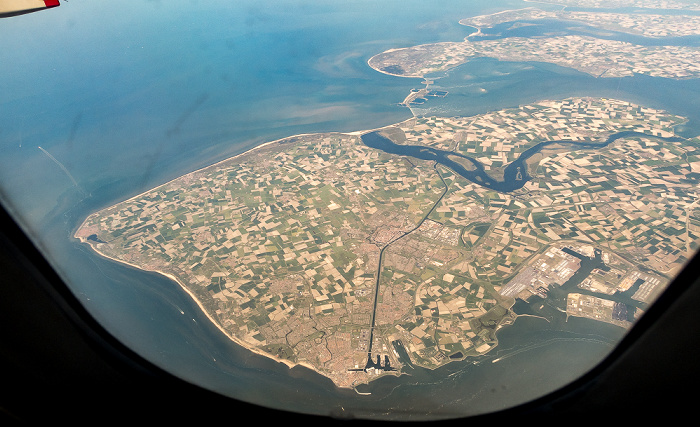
[72,127,405,389]
[366,53,425,78]
[75,232,338,384]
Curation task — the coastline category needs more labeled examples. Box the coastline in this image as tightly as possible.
[366,53,425,78]
[342,117,417,137]
[72,113,498,390]
[73,132,329,241]
[70,96,682,391]
[522,0,568,9]
[75,234,334,386]
[71,131,357,388]
[74,122,420,236]
[89,137,298,212]
[72,124,424,389]
[458,6,538,39]
[366,40,476,79]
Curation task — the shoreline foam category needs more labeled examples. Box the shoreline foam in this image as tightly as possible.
[76,234,332,384]
[72,126,418,389]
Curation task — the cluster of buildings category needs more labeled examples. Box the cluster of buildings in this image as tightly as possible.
[76,96,698,387]
[499,246,582,299]
[460,6,700,38]
[370,6,700,80]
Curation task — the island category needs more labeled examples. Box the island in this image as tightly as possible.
[75,96,700,389]
[369,4,700,80]
[525,0,700,10]
[460,7,700,38]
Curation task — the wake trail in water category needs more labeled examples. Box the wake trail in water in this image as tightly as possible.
[491,336,614,364]
[38,146,86,195]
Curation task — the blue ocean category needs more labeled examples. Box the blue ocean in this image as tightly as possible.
[1,0,696,420]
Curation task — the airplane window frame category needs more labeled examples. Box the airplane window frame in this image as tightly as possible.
[1,200,698,424]
[2,0,700,422]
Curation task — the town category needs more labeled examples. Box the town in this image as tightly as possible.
[369,4,700,81]
[75,97,699,388]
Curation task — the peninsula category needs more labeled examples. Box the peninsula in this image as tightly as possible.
[369,5,700,80]
[75,96,699,388]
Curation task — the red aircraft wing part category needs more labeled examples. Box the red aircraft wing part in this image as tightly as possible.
[0,0,60,18]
